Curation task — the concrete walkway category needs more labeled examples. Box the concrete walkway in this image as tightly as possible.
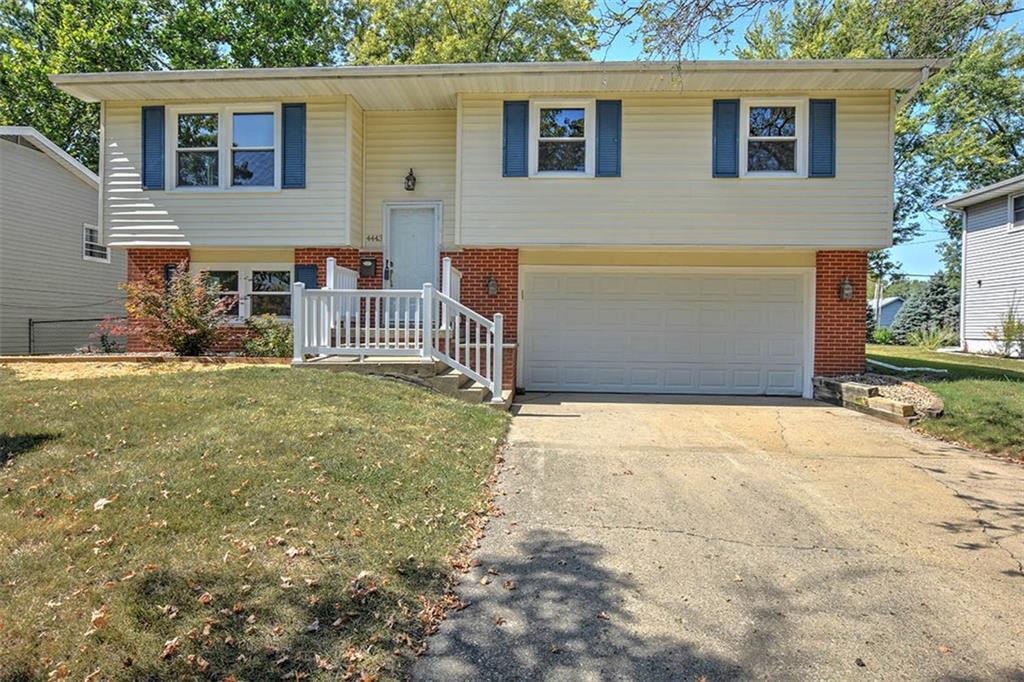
[414,394,1024,681]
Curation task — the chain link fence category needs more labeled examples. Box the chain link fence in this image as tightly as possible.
[27,318,126,355]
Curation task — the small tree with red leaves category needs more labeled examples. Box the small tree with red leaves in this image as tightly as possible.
[119,261,237,355]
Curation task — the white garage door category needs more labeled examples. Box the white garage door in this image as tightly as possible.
[521,268,810,396]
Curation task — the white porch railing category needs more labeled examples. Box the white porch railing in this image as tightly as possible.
[292,257,503,402]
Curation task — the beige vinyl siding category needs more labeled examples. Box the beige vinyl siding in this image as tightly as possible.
[362,110,456,248]
[0,139,126,354]
[458,92,893,249]
[347,98,365,246]
[102,98,348,247]
[520,249,815,267]
[963,197,1024,341]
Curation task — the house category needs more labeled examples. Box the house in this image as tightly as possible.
[871,296,904,328]
[0,127,127,354]
[52,59,943,397]
[940,175,1024,356]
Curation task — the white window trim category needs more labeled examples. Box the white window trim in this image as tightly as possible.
[190,262,294,321]
[166,103,282,193]
[82,223,110,263]
[1007,194,1024,232]
[740,98,808,178]
[528,99,595,178]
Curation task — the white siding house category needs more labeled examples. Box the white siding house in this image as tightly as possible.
[940,177,1024,356]
[0,127,126,354]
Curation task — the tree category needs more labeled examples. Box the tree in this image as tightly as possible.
[889,273,959,344]
[727,0,1017,281]
[345,0,597,64]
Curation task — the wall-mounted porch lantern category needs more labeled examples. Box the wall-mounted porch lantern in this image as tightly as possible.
[404,168,416,191]
[838,277,854,301]
[486,276,499,297]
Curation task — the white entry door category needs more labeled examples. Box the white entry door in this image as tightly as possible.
[385,203,440,290]
[521,267,812,396]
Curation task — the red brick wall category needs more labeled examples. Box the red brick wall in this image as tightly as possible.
[814,250,867,375]
[293,248,383,289]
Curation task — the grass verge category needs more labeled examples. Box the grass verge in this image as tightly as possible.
[866,345,1024,459]
[0,365,508,680]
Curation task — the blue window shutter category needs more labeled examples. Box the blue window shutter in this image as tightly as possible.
[163,263,176,289]
[502,101,528,177]
[596,100,622,177]
[712,100,740,178]
[295,264,318,290]
[282,103,306,189]
[809,99,836,178]
[141,106,165,190]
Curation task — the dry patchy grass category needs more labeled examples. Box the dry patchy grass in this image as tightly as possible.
[0,367,508,680]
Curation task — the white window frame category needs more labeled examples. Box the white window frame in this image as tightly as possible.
[190,262,294,321]
[167,103,282,193]
[740,98,808,178]
[1007,194,1024,232]
[528,100,595,177]
[82,223,110,263]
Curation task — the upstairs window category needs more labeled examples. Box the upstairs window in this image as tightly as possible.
[741,100,807,177]
[176,113,219,187]
[170,105,280,190]
[529,101,594,176]
[82,224,109,262]
[1010,194,1024,231]
[232,112,275,186]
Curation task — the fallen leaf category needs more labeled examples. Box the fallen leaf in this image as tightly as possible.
[159,637,179,660]
[597,611,610,621]
[197,592,212,605]
[502,580,517,591]
[90,605,110,630]
[93,496,117,511]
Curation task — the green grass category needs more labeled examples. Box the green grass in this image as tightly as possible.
[866,344,1024,459]
[0,367,508,680]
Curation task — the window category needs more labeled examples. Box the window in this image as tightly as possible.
[170,105,280,190]
[529,101,595,176]
[249,269,291,315]
[176,113,219,187]
[204,270,240,317]
[193,264,293,320]
[83,224,109,262]
[741,99,807,177]
[1010,195,1024,231]
[232,112,275,186]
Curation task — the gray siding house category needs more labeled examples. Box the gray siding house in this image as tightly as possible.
[940,177,1024,356]
[0,127,127,354]
[871,296,903,328]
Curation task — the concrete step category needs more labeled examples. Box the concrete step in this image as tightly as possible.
[424,369,474,396]
[293,356,447,378]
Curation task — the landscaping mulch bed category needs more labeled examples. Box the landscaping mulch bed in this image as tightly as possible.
[833,373,944,418]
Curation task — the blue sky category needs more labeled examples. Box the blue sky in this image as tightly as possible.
[591,14,946,279]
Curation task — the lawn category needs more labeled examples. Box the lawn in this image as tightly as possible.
[866,344,1024,459]
[0,364,508,680]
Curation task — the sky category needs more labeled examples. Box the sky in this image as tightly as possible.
[591,13,946,279]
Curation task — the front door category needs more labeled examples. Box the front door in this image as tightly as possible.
[385,203,440,290]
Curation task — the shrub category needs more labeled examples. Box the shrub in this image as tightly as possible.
[865,303,877,342]
[890,274,960,344]
[907,325,958,350]
[90,316,127,353]
[987,298,1024,357]
[120,261,237,356]
[872,327,895,345]
[241,314,293,357]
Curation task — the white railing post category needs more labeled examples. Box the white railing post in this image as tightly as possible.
[421,283,434,359]
[292,282,305,363]
[490,313,503,403]
[441,257,452,331]
[326,257,336,289]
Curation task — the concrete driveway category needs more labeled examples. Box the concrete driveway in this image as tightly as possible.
[414,394,1024,681]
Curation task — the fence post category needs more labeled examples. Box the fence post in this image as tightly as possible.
[292,282,305,363]
[491,313,503,403]
[325,257,336,289]
[421,283,434,360]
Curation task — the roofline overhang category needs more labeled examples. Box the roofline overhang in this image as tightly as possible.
[937,173,1024,211]
[0,125,98,188]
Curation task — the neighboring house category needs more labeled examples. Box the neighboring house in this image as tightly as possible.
[871,296,904,329]
[52,59,943,397]
[940,176,1024,356]
[0,127,126,354]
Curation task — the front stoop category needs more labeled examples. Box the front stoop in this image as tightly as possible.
[813,377,918,425]
[292,356,512,410]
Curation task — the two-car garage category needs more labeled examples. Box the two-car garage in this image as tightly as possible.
[519,267,813,397]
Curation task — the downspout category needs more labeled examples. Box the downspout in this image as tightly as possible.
[959,210,967,351]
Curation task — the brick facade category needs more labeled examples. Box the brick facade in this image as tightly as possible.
[125,248,191,352]
[814,250,868,376]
